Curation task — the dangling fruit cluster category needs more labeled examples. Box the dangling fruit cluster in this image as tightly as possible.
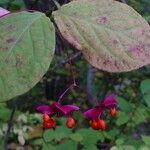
[91,119,106,130]
[43,113,56,129]
[90,107,117,131]
[43,113,76,129]
[37,94,118,131]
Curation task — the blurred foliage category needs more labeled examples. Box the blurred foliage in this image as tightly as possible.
[128,0,150,22]
[0,0,150,150]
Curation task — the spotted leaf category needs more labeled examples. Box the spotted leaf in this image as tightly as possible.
[53,0,150,72]
[0,11,55,101]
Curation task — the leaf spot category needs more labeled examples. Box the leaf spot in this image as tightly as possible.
[112,39,118,45]
[129,43,145,54]
[97,16,108,24]
[6,37,14,43]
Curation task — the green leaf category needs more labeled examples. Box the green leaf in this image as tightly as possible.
[42,142,56,150]
[132,105,150,124]
[43,130,56,142]
[83,145,98,150]
[0,103,11,121]
[144,16,150,22]
[125,136,143,149]
[140,79,150,108]
[0,1,9,5]
[11,0,25,6]
[116,111,130,126]
[42,140,78,150]
[56,141,77,150]
[116,96,132,113]
[105,129,120,140]
[139,145,150,150]
[69,133,83,142]
[53,0,150,72]
[43,126,71,142]
[142,135,150,147]
[116,138,125,145]
[32,138,43,145]
[0,11,55,101]
[78,128,104,148]
[123,145,137,150]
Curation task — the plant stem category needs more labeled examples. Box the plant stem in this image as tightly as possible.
[52,52,81,71]
[87,64,98,106]
[58,84,76,103]
[52,18,78,103]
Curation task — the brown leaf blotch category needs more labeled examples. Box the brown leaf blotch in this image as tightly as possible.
[97,16,108,24]
[6,38,14,43]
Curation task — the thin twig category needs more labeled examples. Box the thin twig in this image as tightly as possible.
[52,19,78,85]
[58,84,76,103]
[52,52,81,71]
[51,18,78,103]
